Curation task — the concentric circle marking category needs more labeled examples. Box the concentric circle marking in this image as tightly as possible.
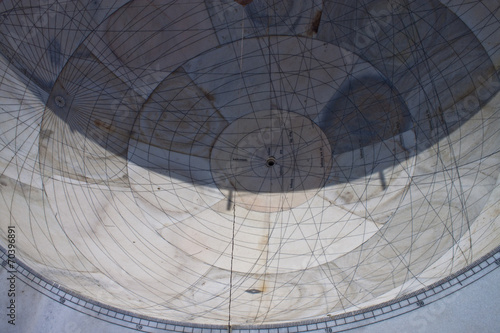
[54,95,66,108]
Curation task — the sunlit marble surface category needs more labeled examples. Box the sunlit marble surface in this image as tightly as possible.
[0,0,499,326]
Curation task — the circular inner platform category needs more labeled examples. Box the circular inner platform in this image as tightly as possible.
[211,109,332,212]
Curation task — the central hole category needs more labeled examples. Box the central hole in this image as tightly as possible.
[266,157,276,167]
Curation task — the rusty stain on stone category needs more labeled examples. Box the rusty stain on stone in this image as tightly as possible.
[235,0,253,6]
[94,118,114,133]
[201,88,215,102]
[308,10,322,36]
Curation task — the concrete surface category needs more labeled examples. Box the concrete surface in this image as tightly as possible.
[1,260,500,332]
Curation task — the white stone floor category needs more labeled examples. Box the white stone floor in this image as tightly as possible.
[1,0,500,329]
